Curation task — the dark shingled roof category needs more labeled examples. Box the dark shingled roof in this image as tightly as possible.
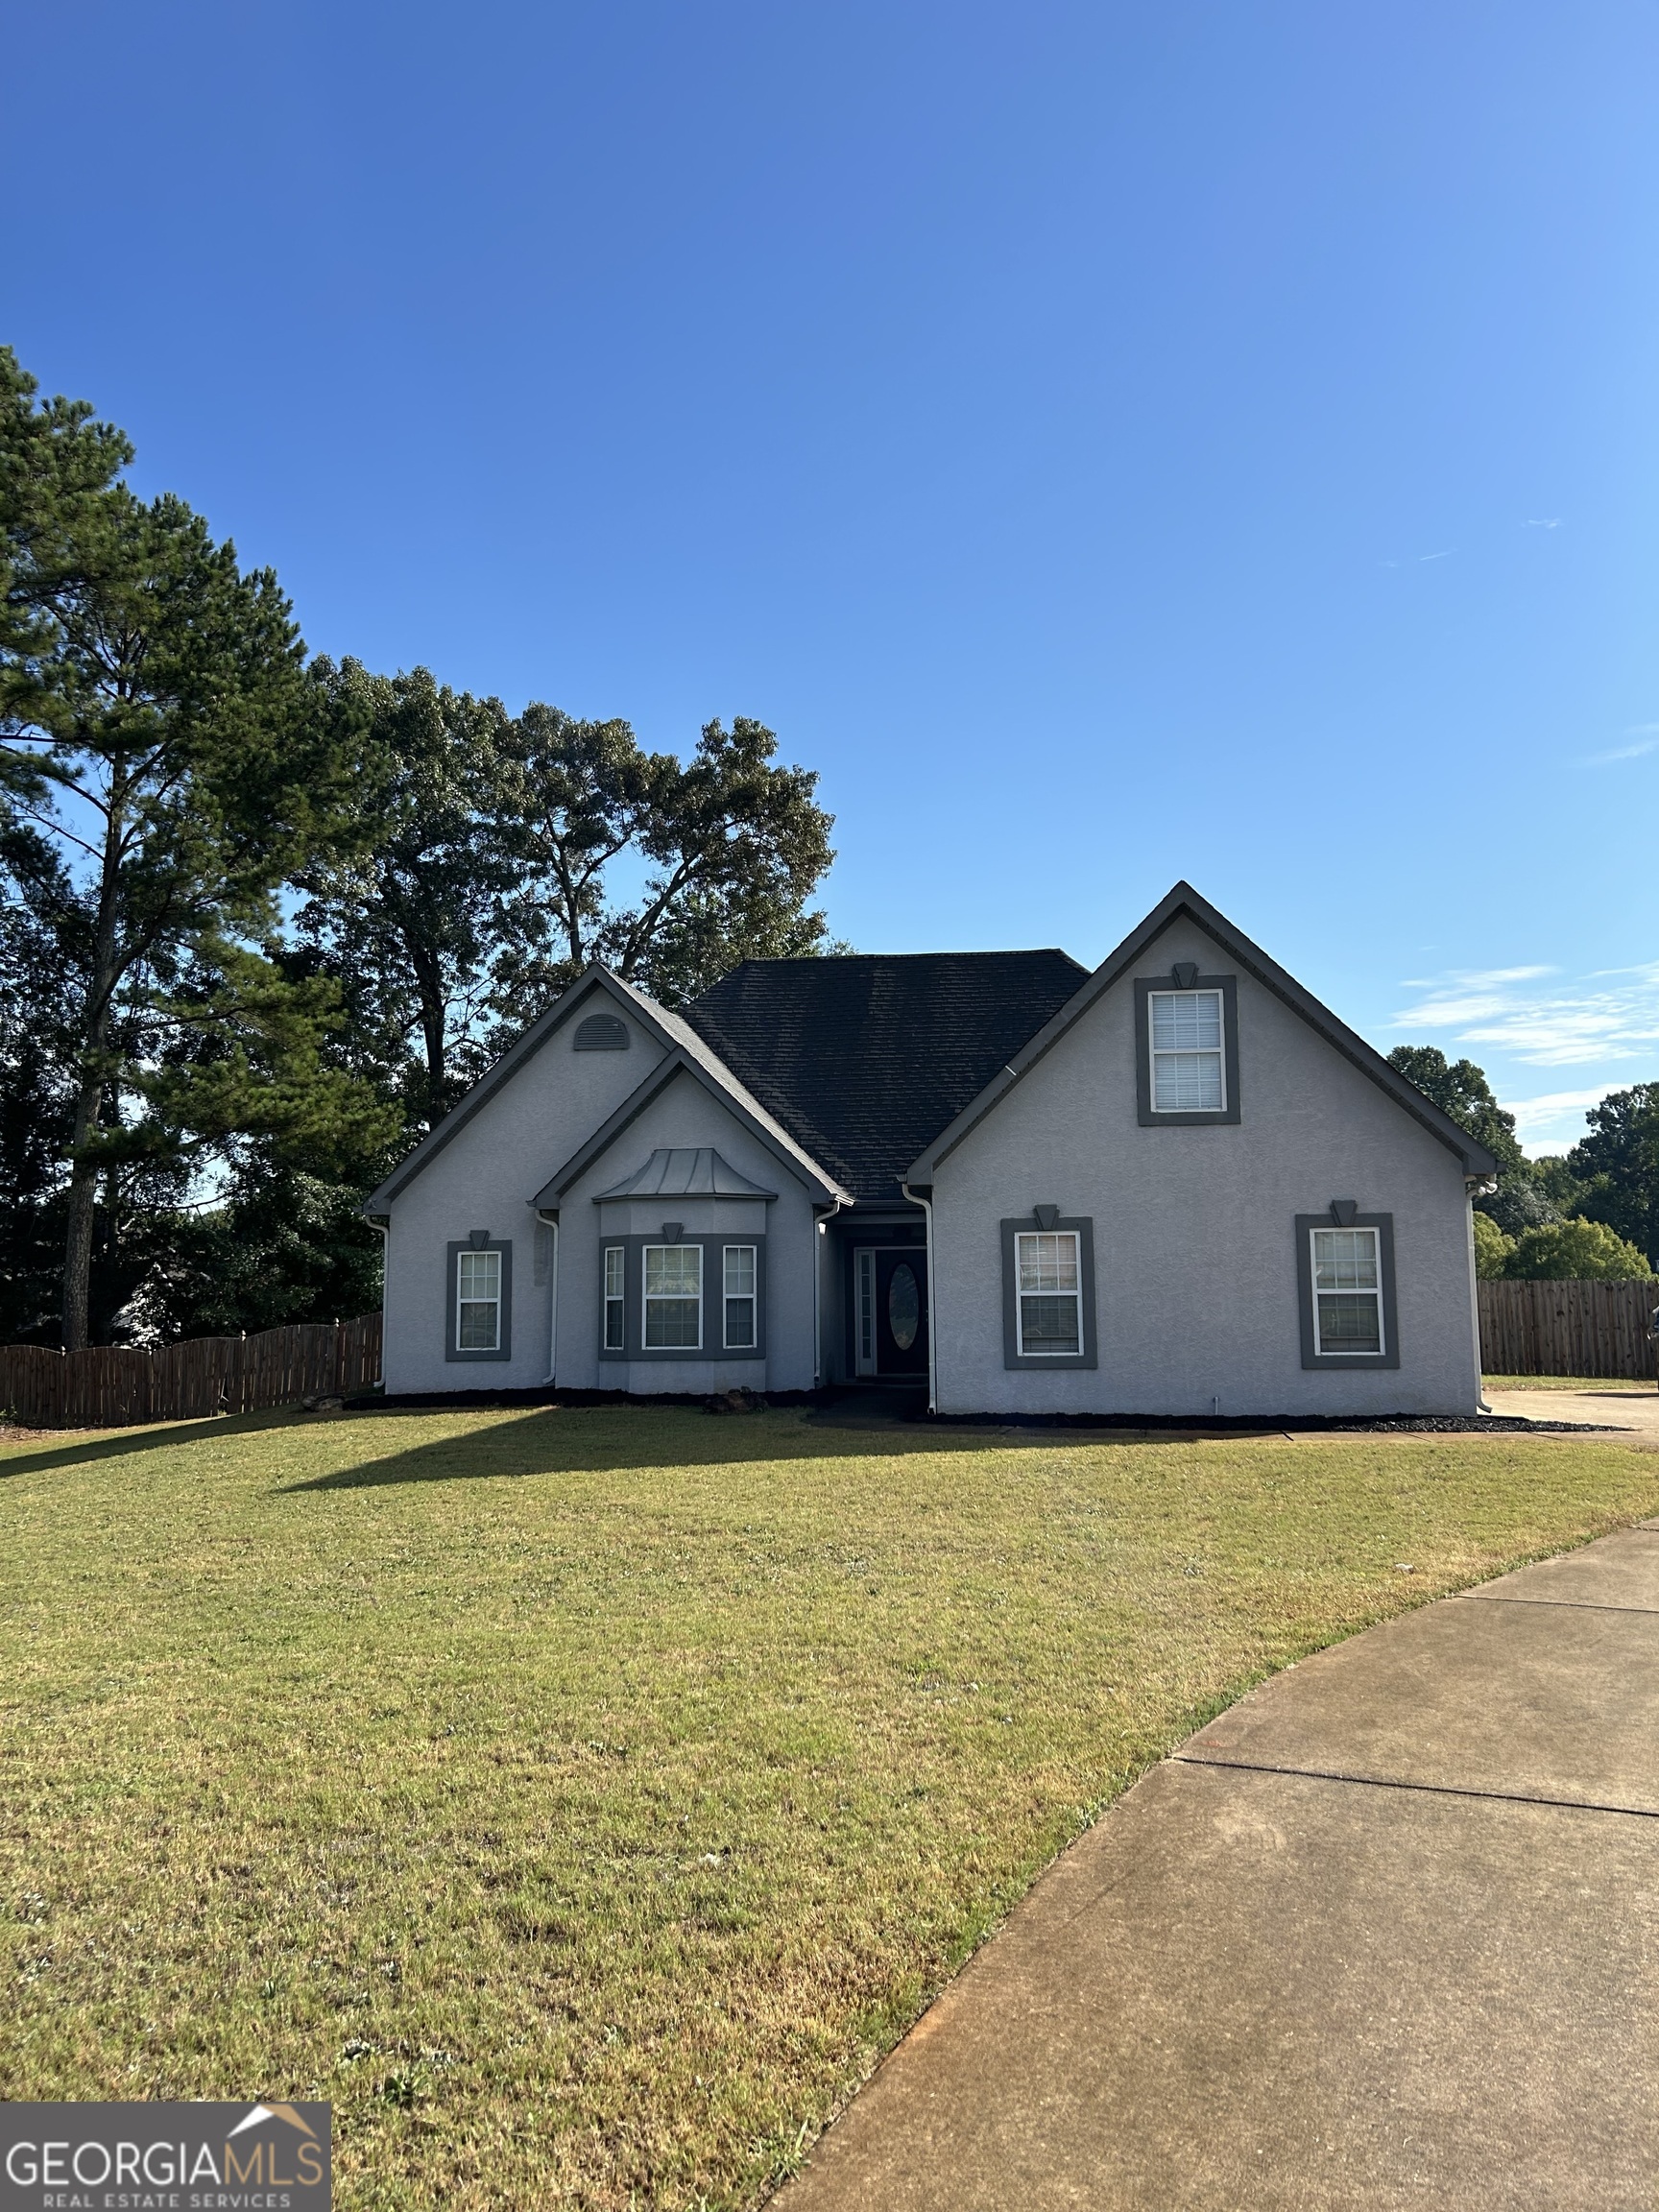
[682,950,1091,1203]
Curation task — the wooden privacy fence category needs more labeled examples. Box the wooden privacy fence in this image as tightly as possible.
[0,1312,382,1430]
[1479,1278,1659,1379]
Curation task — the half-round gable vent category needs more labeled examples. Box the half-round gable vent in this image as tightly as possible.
[573,1012,630,1051]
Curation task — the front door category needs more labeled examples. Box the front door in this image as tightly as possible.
[854,1247,928,1377]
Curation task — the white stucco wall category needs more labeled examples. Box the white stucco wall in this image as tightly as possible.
[553,1068,822,1393]
[381,1007,668,1394]
[381,1014,822,1397]
[928,918,1482,1417]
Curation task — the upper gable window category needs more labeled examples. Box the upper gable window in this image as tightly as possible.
[1134,972,1239,1126]
[574,1013,629,1050]
[1149,990,1225,1113]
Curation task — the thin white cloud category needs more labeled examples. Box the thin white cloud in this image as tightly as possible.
[1418,548,1453,562]
[1589,724,1659,765]
[1505,1087,1612,1154]
[1393,961,1659,1068]
[1525,517,1562,529]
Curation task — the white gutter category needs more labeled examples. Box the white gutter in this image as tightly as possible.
[900,1182,937,1415]
[537,1210,560,1384]
[813,1199,844,1387]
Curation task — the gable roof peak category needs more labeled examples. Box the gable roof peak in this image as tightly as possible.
[903,882,1498,1184]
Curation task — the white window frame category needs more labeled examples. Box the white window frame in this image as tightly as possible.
[1148,988,1227,1115]
[1014,1229,1083,1358]
[1310,1225,1385,1358]
[603,1244,626,1352]
[722,1244,757,1350]
[643,1242,703,1351]
[854,1248,877,1375]
[455,1247,502,1353]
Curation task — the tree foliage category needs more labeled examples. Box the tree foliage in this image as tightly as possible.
[1504,1216,1652,1282]
[294,660,514,1127]
[0,350,842,1344]
[0,351,396,1345]
[493,709,836,1010]
[1564,1084,1659,1272]
[1471,1210,1514,1280]
[1385,1043,1554,1235]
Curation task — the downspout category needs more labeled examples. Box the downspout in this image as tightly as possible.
[538,1209,560,1385]
[813,1199,844,1388]
[1467,1175,1497,1413]
[900,1182,937,1415]
[364,1214,389,1391]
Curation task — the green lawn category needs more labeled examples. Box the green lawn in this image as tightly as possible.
[1484,1373,1657,1391]
[2,1406,1656,2211]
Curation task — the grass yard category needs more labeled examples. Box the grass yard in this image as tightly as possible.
[1484,1373,1657,1391]
[3,1405,1657,2210]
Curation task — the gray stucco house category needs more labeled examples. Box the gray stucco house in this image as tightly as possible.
[366,882,1497,1417]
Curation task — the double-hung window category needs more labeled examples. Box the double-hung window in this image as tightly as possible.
[1149,989,1225,1113]
[456,1248,502,1351]
[723,1245,757,1348]
[1015,1230,1082,1356]
[1310,1226,1384,1356]
[644,1243,702,1349]
[603,1245,626,1350]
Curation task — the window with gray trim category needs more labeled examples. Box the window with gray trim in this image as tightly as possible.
[603,1244,625,1350]
[1000,1213,1097,1369]
[1294,1209,1399,1370]
[1133,972,1240,1126]
[597,1233,768,1361]
[723,1245,757,1348]
[644,1244,702,1348]
[445,1236,513,1362]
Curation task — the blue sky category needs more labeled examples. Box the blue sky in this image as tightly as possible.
[10,2,1657,1152]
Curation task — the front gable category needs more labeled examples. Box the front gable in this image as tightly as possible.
[905,883,1497,1187]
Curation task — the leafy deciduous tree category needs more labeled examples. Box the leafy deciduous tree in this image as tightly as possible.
[1566,1084,1659,1272]
[1505,1216,1652,1282]
[1385,1044,1551,1236]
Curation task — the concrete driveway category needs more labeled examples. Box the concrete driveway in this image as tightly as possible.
[781,1517,1659,2210]
[1484,1384,1659,1438]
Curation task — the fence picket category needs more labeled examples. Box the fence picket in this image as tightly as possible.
[1478,1277,1658,1379]
[0,1313,383,1429]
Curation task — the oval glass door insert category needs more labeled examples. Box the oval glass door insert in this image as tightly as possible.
[887,1262,920,1350]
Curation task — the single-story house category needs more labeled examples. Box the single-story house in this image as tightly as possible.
[365,881,1497,1417]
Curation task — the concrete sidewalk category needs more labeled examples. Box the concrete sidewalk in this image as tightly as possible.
[781,1519,1659,2210]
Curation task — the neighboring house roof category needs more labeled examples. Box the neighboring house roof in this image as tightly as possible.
[903,881,1500,1185]
[362,966,848,1215]
[589,1146,778,1202]
[681,950,1091,1203]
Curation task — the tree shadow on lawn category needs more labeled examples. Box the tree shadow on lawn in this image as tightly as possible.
[0,1407,320,1481]
[277,1404,1153,1492]
[0,1400,1262,1492]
